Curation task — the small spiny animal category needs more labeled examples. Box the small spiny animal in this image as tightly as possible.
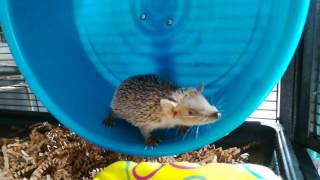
[103,74,221,147]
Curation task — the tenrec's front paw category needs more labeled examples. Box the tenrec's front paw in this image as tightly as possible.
[177,126,190,135]
[146,136,160,147]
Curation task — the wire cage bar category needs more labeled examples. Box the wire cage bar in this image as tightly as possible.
[0,27,46,112]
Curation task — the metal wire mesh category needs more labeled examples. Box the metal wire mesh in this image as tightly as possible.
[0,27,6,43]
[248,84,280,121]
[0,26,280,119]
[313,56,320,139]
[0,27,46,112]
[314,28,320,140]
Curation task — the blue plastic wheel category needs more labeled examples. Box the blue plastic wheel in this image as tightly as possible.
[0,0,309,156]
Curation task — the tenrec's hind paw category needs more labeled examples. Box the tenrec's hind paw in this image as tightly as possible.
[102,118,113,127]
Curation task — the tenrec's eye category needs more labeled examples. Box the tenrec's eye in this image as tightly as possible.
[188,110,196,115]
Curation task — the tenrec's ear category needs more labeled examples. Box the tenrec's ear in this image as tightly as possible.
[160,99,177,113]
[197,82,204,93]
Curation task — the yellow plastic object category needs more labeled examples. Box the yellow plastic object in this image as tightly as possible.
[94,161,279,180]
